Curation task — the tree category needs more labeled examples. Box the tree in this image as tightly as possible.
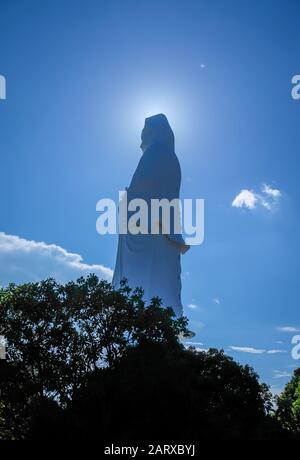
[0,276,289,440]
[61,344,278,441]
[0,275,188,439]
[276,368,300,435]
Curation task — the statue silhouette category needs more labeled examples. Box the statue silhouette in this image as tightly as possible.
[113,114,189,317]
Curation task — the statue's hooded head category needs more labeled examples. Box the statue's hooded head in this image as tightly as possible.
[140,114,175,153]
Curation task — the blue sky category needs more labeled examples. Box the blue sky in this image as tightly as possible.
[0,0,300,392]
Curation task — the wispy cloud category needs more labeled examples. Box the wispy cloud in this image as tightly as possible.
[262,184,281,199]
[187,301,206,313]
[277,326,300,333]
[184,341,208,353]
[187,303,199,310]
[0,232,113,286]
[267,350,287,355]
[228,346,287,355]
[228,346,266,354]
[273,370,292,379]
[232,184,281,212]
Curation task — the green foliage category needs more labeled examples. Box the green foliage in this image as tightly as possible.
[0,275,188,439]
[0,276,289,440]
[276,368,300,435]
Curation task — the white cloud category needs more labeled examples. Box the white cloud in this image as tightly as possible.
[184,341,208,353]
[187,303,198,310]
[0,232,113,286]
[258,195,272,211]
[277,326,300,333]
[228,346,286,355]
[228,346,266,354]
[232,184,281,212]
[273,370,292,379]
[262,184,281,199]
[232,190,258,210]
[267,350,287,355]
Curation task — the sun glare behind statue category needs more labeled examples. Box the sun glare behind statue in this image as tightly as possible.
[122,89,192,152]
[135,99,188,139]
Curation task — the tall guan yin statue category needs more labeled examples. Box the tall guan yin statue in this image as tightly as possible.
[113,114,190,317]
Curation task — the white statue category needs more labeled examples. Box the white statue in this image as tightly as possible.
[113,114,189,317]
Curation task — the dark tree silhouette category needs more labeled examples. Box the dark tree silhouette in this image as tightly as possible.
[0,275,188,439]
[0,276,290,440]
[59,345,284,441]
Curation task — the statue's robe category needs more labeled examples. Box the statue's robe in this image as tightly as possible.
[113,114,189,317]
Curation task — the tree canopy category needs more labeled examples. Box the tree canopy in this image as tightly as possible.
[276,368,300,435]
[0,275,296,440]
